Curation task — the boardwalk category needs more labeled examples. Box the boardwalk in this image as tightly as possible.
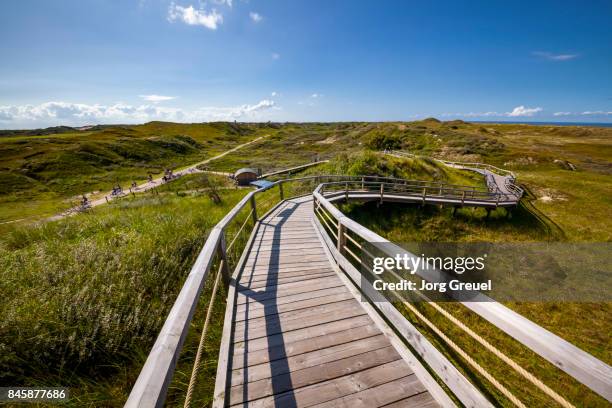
[223,196,440,407]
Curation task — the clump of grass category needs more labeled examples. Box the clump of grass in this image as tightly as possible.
[320,151,484,186]
[0,190,246,402]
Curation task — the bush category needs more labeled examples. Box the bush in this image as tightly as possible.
[365,131,402,150]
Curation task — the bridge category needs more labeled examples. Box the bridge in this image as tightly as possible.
[125,170,611,406]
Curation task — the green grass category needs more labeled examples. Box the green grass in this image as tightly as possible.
[0,122,270,223]
[0,188,248,406]
[0,119,610,406]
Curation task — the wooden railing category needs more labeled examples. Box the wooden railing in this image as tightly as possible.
[384,150,524,198]
[127,175,530,407]
[312,183,612,406]
[125,175,415,407]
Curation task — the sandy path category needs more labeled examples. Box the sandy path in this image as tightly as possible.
[48,135,266,221]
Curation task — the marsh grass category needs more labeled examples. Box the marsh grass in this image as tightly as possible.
[0,189,247,406]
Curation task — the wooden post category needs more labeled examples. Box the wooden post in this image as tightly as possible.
[461,190,465,205]
[249,195,258,223]
[486,208,491,220]
[422,188,427,205]
[337,222,346,254]
[361,177,365,191]
[279,182,284,201]
[345,182,349,202]
[380,183,384,204]
[217,232,231,285]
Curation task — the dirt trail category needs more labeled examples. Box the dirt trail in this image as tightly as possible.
[48,135,267,221]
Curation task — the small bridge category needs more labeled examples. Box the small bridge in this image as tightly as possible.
[125,172,611,407]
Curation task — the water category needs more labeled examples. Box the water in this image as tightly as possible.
[471,121,612,128]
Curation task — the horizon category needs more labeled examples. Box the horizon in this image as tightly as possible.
[1,0,611,129]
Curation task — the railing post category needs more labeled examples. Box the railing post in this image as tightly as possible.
[422,187,427,205]
[380,183,384,204]
[217,231,231,285]
[361,176,365,191]
[249,195,258,223]
[461,190,466,205]
[337,221,346,254]
[279,182,284,201]
[345,182,349,202]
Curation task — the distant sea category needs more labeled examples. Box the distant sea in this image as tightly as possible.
[470,121,612,128]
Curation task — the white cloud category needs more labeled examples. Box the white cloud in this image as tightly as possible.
[271,91,277,97]
[271,52,280,60]
[0,100,277,127]
[249,12,262,22]
[532,51,578,61]
[311,93,320,98]
[212,0,232,7]
[167,2,222,30]
[507,105,543,117]
[553,112,572,116]
[139,94,176,103]
[582,110,612,115]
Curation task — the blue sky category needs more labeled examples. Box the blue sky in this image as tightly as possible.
[1,0,611,128]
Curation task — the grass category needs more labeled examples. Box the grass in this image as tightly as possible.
[0,188,248,406]
[0,119,610,406]
[0,122,270,223]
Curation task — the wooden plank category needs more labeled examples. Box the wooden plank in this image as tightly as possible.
[235,278,344,305]
[251,237,321,245]
[228,346,402,405]
[237,273,341,297]
[238,360,411,408]
[235,285,348,310]
[239,266,335,282]
[232,324,382,368]
[231,334,390,386]
[232,302,366,343]
[248,247,326,257]
[252,242,324,251]
[234,291,354,322]
[233,299,361,332]
[381,392,440,408]
[243,254,330,267]
[241,261,331,274]
[310,374,428,408]
[233,315,373,353]
[239,271,336,290]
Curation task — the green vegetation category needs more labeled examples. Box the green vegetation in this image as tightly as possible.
[0,188,247,406]
[0,122,269,223]
[0,119,610,406]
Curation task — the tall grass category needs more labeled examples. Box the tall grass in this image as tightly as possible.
[0,190,246,405]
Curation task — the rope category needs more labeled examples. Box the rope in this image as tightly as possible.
[396,293,527,408]
[227,209,253,252]
[422,295,574,408]
[384,269,574,407]
[183,263,223,408]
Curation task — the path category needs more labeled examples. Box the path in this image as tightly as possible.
[216,196,444,407]
[49,135,266,221]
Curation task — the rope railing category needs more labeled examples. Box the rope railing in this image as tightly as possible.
[127,173,528,407]
[312,184,612,405]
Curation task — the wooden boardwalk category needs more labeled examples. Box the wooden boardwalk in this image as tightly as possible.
[223,196,441,407]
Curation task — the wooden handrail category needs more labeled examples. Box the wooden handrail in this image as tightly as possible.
[312,185,612,402]
[127,174,524,407]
